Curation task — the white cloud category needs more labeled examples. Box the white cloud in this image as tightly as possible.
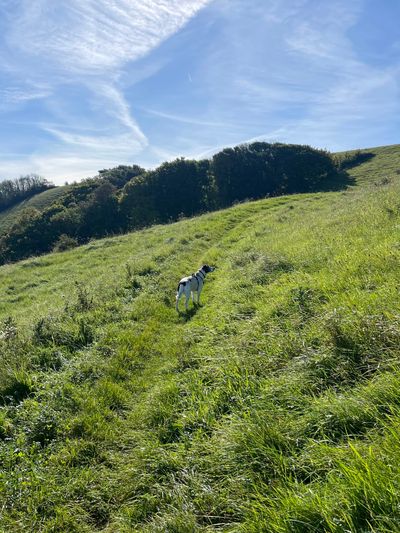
[6,0,211,74]
[0,87,51,107]
[218,0,400,152]
[0,0,212,180]
[43,127,143,154]
[96,84,148,144]
[0,151,137,184]
[143,107,227,128]
[285,1,362,63]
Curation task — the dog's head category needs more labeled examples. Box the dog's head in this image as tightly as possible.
[201,264,216,273]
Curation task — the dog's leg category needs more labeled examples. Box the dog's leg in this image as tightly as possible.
[176,283,186,313]
[184,286,191,311]
[176,288,182,312]
[197,286,202,305]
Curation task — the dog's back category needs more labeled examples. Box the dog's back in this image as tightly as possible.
[176,265,215,312]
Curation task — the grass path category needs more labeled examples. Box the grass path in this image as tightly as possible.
[1,146,400,531]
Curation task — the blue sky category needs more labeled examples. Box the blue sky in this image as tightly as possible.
[0,0,399,184]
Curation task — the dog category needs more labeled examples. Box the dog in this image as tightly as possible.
[176,264,215,312]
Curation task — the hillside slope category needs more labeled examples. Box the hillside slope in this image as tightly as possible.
[0,185,70,234]
[0,146,400,531]
[336,143,400,185]
[0,144,398,266]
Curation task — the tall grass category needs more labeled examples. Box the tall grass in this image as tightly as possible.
[0,145,399,531]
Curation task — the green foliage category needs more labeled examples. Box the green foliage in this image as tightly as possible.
[0,143,343,265]
[0,184,70,238]
[53,234,79,252]
[98,164,145,188]
[211,142,337,206]
[119,157,214,229]
[120,143,339,227]
[0,145,399,531]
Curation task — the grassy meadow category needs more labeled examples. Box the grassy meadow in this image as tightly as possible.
[0,145,400,531]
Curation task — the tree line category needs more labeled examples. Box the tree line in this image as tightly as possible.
[0,142,345,264]
[0,174,54,212]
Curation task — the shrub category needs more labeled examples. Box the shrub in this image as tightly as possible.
[53,234,79,252]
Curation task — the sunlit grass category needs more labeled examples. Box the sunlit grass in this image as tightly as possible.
[0,146,400,531]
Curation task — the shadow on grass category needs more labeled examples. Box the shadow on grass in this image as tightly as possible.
[320,152,376,192]
[320,170,356,192]
[340,151,375,170]
[178,304,200,322]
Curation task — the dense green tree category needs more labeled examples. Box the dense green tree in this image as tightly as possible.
[98,164,145,188]
[120,158,212,229]
[211,142,337,205]
[0,208,49,262]
[48,205,81,237]
[52,234,78,252]
[269,143,336,193]
[119,173,159,229]
[149,158,211,221]
[79,182,120,238]
[211,144,276,205]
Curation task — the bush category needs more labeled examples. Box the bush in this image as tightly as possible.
[53,234,79,252]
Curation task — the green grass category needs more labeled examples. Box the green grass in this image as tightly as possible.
[336,143,400,185]
[0,145,400,531]
[0,185,70,234]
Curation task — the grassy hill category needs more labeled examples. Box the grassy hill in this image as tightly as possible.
[0,185,70,234]
[336,143,400,185]
[0,145,399,531]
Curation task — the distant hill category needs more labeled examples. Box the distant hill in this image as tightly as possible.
[335,143,400,185]
[0,185,70,234]
[0,143,398,266]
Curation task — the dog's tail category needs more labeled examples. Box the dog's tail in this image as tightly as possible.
[177,280,186,293]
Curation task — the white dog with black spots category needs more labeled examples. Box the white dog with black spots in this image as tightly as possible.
[176,264,215,312]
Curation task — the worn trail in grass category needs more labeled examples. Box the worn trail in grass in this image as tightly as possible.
[1,146,400,531]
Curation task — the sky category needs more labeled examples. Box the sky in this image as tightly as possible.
[0,0,399,184]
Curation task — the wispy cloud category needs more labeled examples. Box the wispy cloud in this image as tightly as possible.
[0,0,211,182]
[0,154,124,183]
[6,0,211,74]
[143,107,227,128]
[0,87,50,105]
[1,0,399,182]
[42,128,141,155]
[209,0,400,151]
[0,86,51,107]
[96,84,148,145]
